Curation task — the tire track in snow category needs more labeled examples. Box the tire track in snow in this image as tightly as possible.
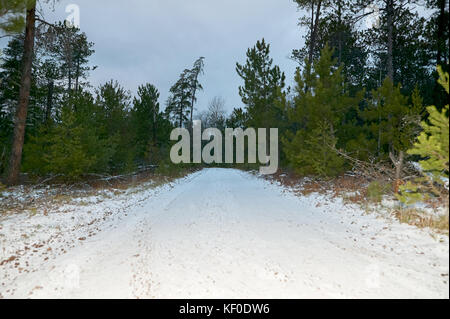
[1,168,448,298]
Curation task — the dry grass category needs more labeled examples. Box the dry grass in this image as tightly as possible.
[0,167,198,218]
[394,209,449,234]
[268,171,368,199]
[262,169,449,234]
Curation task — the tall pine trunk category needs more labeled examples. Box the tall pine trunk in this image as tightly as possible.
[434,0,448,107]
[309,0,322,66]
[6,5,36,185]
[45,80,54,123]
[337,0,342,66]
[305,0,322,93]
[189,73,198,128]
[385,0,399,189]
[75,56,80,92]
[386,0,394,81]
[436,0,446,66]
[68,68,72,92]
[152,109,157,146]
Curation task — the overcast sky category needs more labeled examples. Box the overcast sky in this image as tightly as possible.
[1,1,435,115]
[31,0,303,115]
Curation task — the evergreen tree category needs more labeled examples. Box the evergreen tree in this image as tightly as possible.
[291,0,330,84]
[236,38,286,129]
[361,1,433,96]
[187,57,205,128]
[165,70,192,128]
[95,80,134,171]
[398,67,449,203]
[0,0,35,34]
[132,83,161,161]
[361,77,422,184]
[292,0,367,92]
[41,22,95,93]
[4,1,36,184]
[226,107,248,129]
[35,59,63,124]
[23,91,115,179]
[0,36,23,157]
[425,0,449,109]
[283,45,357,176]
[0,35,46,174]
[287,122,346,177]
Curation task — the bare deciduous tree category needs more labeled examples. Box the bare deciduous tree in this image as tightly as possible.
[205,96,227,129]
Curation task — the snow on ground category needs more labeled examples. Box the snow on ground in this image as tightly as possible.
[0,168,448,299]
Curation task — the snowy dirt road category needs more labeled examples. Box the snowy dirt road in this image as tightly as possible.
[1,168,449,298]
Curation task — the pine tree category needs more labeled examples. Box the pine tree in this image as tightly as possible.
[0,0,36,34]
[132,83,161,161]
[291,0,329,84]
[45,108,95,179]
[0,36,23,165]
[0,35,45,175]
[23,91,116,179]
[42,22,95,93]
[36,59,63,124]
[362,77,421,184]
[283,45,357,176]
[187,57,204,128]
[398,67,449,204]
[165,70,192,128]
[285,121,346,177]
[95,80,134,171]
[226,107,249,129]
[361,0,434,99]
[236,38,286,129]
[4,1,36,185]
[291,0,367,92]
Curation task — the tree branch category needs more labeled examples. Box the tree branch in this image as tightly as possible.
[35,17,57,29]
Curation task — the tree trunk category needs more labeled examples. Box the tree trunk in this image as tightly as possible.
[436,0,446,66]
[189,76,198,128]
[305,0,322,93]
[68,68,72,93]
[310,0,322,63]
[389,150,404,193]
[6,6,36,185]
[386,0,394,81]
[45,80,54,123]
[337,0,342,65]
[308,2,315,66]
[152,110,157,146]
[433,0,448,107]
[75,57,80,93]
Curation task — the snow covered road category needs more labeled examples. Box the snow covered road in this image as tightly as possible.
[1,168,449,298]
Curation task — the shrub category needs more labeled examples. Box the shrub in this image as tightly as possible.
[398,67,449,204]
[367,180,392,202]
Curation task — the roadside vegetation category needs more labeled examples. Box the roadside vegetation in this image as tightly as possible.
[0,1,448,233]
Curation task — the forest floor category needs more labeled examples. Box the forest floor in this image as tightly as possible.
[0,168,448,298]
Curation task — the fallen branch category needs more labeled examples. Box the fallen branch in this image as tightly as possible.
[34,174,63,187]
[330,145,396,181]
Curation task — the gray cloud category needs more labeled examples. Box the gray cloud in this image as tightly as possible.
[9,0,304,114]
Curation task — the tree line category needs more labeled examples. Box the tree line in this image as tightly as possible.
[0,0,449,204]
[228,0,448,203]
